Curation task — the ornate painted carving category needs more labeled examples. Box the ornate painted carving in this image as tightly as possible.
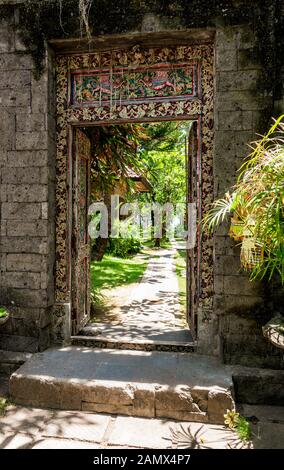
[71,63,196,107]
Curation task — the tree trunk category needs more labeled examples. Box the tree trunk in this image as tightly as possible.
[91,195,111,261]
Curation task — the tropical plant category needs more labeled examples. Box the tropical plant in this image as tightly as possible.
[90,124,147,261]
[0,307,8,319]
[139,121,187,206]
[224,410,251,442]
[106,237,142,258]
[138,121,188,245]
[204,115,284,283]
[90,124,147,198]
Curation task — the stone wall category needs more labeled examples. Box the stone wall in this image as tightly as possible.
[208,24,284,365]
[0,6,56,352]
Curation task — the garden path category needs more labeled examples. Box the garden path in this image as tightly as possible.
[82,245,193,344]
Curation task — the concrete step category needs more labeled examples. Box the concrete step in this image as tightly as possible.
[71,335,196,353]
[10,346,234,424]
[0,350,33,377]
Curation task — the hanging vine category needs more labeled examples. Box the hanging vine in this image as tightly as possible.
[78,0,93,38]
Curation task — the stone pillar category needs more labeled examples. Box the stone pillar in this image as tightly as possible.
[209,24,283,366]
[0,6,55,352]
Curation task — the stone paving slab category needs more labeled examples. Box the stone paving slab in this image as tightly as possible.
[0,432,34,450]
[108,416,173,448]
[108,416,243,449]
[42,410,111,442]
[30,438,104,449]
[239,404,284,424]
[250,422,284,449]
[0,405,284,449]
[0,406,52,436]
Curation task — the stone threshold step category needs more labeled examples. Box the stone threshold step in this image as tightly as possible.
[10,346,234,424]
[0,350,33,376]
[71,335,197,353]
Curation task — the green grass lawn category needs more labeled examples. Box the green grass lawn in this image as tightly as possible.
[90,254,149,294]
[174,248,187,314]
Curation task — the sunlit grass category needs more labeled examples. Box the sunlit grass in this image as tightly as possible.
[174,248,186,314]
[90,254,149,293]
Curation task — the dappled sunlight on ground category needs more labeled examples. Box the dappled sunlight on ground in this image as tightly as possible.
[86,245,191,344]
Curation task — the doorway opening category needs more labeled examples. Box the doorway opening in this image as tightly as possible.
[71,119,199,346]
[54,43,214,347]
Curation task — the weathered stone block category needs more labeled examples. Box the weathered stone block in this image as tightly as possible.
[217,70,259,92]
[214,294,264,314]
[5,184,48,202]
[216,48,237,71]
[6,220,48,237]
[0,70,31,89]
[0,27,14,53]
[32,74,48,114]
[207,387,234,424]
[236,26,256,50]
[233,370,284,405]
[0,253,7,271]
[216,91,268,112]
[40,271,48,289]
[214,275,224,294]
[15,131,48,151]
[0,53,33,70]
[0,286,48,307]
[14,30,27,52]
[2,271,41,289]
[214,236,236,256]
[155,386,198,414]
[6,150,48,167]
[224,275,260,296]
[7,253,42,272]
[40,167,50,184]
[1,237,48,254]
[41,202,48,219]
[1,167,41,184]
[214,255,242,276]
[82,402,133,415]
[0,183,7,201]
[11,374,61,408]
[39,308,52,328]
[234,130,254,158]
[133,386,155,418]
[191,387,209,413]
[238,47,261,70]
[215,27,237,50]
[1,202,41,220]
[0,334,39,353]
[38,325,50,351]
[0,108,15,150]
[218,111,253,131]
[16,112,46,132]
[82,384,134,405]
[0,88,30,107]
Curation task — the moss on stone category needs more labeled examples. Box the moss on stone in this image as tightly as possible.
[2,0,283,125]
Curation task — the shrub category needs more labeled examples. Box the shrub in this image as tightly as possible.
[106,237,142,258]
[204,115,284,283]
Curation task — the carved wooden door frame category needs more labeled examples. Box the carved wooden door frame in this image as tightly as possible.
[54,43,214,343]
